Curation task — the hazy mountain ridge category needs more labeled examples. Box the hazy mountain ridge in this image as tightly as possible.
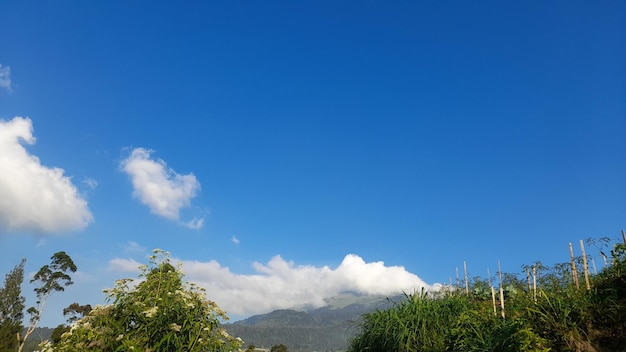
[225,293,405,351]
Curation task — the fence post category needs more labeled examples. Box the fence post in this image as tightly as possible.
[569,243,580,289]
[580,240,591,290]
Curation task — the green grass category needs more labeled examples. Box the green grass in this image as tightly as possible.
[348,238,626,352]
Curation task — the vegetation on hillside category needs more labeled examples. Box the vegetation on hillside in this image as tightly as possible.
[225,294,398,351]
[349,236,626,352]
[3,233,625,351]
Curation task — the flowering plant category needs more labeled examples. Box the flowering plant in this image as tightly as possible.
[49,249,243,351]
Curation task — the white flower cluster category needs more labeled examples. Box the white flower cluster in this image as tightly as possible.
[143,306,158,318]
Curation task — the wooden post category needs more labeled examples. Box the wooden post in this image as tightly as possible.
[491,286,497,316]
[622,229,626,245]
[498,261,505,319]
[464,261,469,296]
[532,265,537,302]
[488,268,497,316]
[569,243,580,289]
[580,240,591,290]
[456,267,460,289]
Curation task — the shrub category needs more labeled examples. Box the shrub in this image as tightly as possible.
[47,249,243,352]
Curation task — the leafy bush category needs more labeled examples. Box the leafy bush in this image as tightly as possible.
[47,249,243,352]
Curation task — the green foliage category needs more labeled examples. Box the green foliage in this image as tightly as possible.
[451,309,522,351]
[20,252,77,352]
[349,291,473,352]
[50,303,92,345]
[586,242,626,350]
[51,325,69,345]
[0,258,26,351]
[524,288,589,351]
[349,236,626,352]
[270,343,289,352]
[31,252,77,299]
[27,252,77,327]
[48,249,243,352]
[62,303,92,324]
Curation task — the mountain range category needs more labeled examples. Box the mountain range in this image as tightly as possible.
[224,293,404,352]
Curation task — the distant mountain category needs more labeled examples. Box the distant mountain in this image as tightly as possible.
[224,293,405,352]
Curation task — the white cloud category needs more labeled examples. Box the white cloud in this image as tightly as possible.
[124,241,147,254]
[83,178,98,189]
[109,253,431,318]
[0,64,11,92]
[184,217,204,230]
[0,117,93,233]
[120,148,203,228]
[231,236,240,244]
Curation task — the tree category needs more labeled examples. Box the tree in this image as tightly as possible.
[51,303,93,344]
[0,258,26,351]
[49,249,243,351]
[19,252,77,352]
[270,343,289,352]
[62,302,92,324]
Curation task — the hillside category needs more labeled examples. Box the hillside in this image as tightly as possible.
[224,293,403,351]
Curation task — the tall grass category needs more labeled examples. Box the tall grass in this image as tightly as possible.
[348,237,626,352]
[349,290,472,352]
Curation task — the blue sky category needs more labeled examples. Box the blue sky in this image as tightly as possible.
[1,1,625,327]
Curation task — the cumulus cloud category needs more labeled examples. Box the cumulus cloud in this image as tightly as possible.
[120,148,203,228]
[0,64,11,92]
[0,117,93,233]
[109,253,431,317]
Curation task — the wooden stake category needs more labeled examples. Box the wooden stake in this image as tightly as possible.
[456,267,460,289]
[488,268,497,316]
[464,261,469,296]
[532,265,537,302]
[569,243,580,289]
[498,260,505,319]
[622,229,626,245]
[580,240,591,290]
[525,267,531,292]
[491,286,497,316]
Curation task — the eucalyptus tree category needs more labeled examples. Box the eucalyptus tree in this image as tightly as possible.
[19,252,77,352]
